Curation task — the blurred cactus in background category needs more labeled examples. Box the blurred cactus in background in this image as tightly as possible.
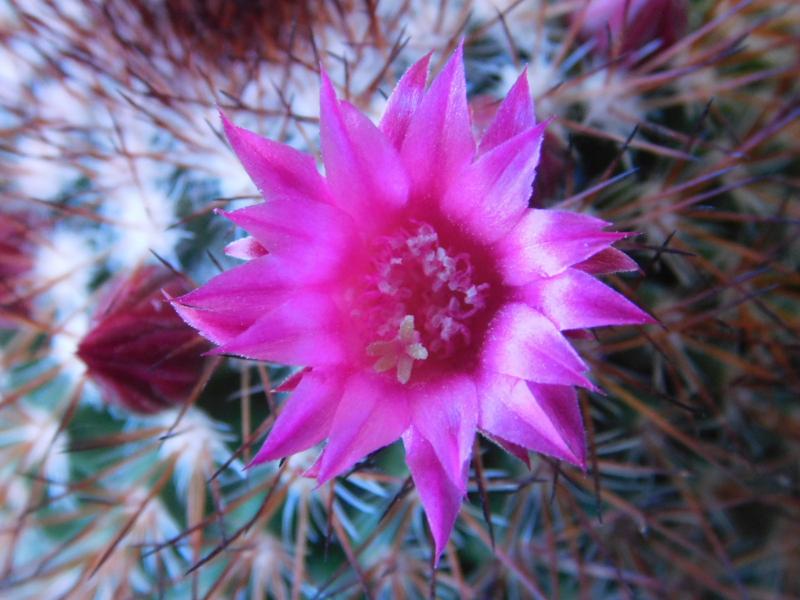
[1,0,798,598]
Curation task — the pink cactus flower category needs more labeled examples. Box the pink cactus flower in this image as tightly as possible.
[78,265,208,413]
[579,0,688,56]
[173,45,654,561]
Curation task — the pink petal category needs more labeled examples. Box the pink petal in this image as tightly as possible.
[380,52,431,149]
[176,257,281,312]
[172,301,253,344]
[319,72,408,227]
[481,432,531,466]
[520,268,656,330]
[170,303,252,346]
[220,196,358,282]
[527,382,586,468]
[402,426,465,564]
[302,457,321,479]
[479,68,536,154]
[317,373,410,484]
[442,122,547,243]
[573,247,640,274]
[409,375,477,487]
[251,369,346,465]
[212,292,350,366]
[482,303,593,388]
[401,43,475,204]
[171,257,297,344]
[496,209,630,284]
[224,236,267,260]
[274,367,309,393]
[221,113,330,202]
[478,373,586,467]
[565,329,594,340]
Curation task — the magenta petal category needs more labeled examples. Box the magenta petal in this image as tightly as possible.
[221,197,358,281]
[497,438,531,466]
[319,72,408,227]
[409,375,477,487]
[172,257,297,344]
[316,373,410,484]
[222,198,355,254]
[521,268,655,330]
[213,292,349,366]
[573,247,640,274]
[302,457,321,479]
[479,68,536,154]
[274,367,309,393]
[251,369,345,465]
[482,303,593,388]
[171,303,251,346]
[176,257,304,313]
[401,43,475,203]
[478,373,586,467]
[481,431,531,466]
[224,236,268,260]
[380,52,431,149]
[527,382,586,468]
[497,209,630,283]
[402,426,465,564]
[221,113,329,202]
[443,122,547,243]
[565,329,594,340]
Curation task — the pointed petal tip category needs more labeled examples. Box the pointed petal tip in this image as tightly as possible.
[577,455,588,472]
[248,443,276,468]
[202,346,226,358]
[568,442,588,471]
[443,38,466,79]
[428,514,454,568]
[314,463,337,488]
[244,453,266,471]
[168,293,197,315]
[637,310,660,326]
[583,378,601,394]
[432,545,446,568]
[302,458,321,480]
[319,67,336,99]
[555,450,587,472]
[481,431,532,467]
[219,110,238,141]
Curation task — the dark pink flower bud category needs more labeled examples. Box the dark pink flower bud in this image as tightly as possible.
[0,213,36,327]
[579,0,688,57]
[77,265,208,413]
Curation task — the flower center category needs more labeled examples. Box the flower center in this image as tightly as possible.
[352,222,491,384]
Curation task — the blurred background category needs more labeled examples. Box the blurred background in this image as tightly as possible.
[1,0,798,597]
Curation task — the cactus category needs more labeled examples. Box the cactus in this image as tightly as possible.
[1,0,798,597]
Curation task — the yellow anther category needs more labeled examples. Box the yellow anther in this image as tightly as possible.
[367,314,428,384]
